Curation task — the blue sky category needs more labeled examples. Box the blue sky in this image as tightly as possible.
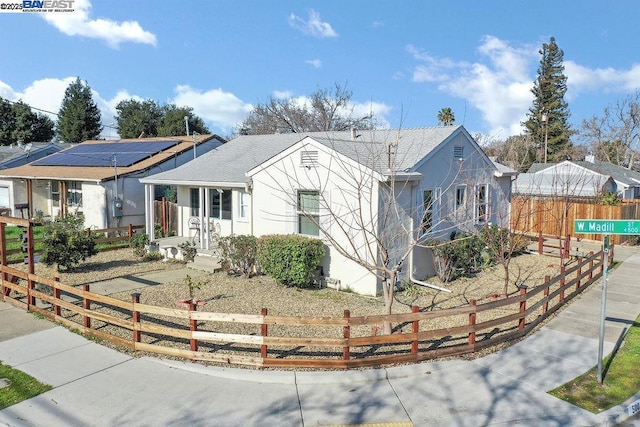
[1,0,639,141]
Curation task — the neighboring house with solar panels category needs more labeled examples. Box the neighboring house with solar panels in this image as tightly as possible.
[141,126,515,295]
[0,142,72,216]
[0,134,225,228]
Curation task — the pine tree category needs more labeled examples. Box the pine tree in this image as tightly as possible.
[523,37,573,163]
[57,78,102,143]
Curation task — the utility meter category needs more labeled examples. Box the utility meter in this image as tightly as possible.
[112,198,124,217]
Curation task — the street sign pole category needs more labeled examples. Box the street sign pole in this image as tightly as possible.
[597,235,609,385]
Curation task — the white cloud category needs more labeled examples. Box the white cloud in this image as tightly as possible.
[171,85,254,133]
[407,35,640,138]
[42,0,157,48]
[305,59,322,69]
[1,78,253,137]
[564,61,640,99]
[288,10,338,38]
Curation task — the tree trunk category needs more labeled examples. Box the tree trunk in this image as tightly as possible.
[381,271,396,335]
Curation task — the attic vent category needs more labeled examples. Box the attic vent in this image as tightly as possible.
[301,150,318,167]
[454,146,464,160]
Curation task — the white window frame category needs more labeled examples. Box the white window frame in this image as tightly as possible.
[297,190,320,236]
[421,188,438,234]
[67,181,82,208]
[455,185,466,210]
[238,190,249,221]
[475,184,489,223]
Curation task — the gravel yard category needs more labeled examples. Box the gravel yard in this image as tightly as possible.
[15,248,582,367]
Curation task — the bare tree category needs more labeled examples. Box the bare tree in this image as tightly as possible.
[579,90,640,169]
[238,83,375,135]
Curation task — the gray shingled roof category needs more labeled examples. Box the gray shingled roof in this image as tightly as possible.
[0,142,70,168]
[528,160,640,187]
[142,126,464,186]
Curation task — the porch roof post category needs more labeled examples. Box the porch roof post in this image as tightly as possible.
[198,187,205,249]
[204,187,210,250]
[145,184,155,241]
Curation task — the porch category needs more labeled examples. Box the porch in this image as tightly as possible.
[151,235,222,273]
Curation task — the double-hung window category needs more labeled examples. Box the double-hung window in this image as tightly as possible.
[238,191,249,220]
[297,190,320,236]
[455,185,466,210]
[476,184,488,223]
[67,181,82,207]
[209,189,232,220]
[190,188,200,216]
[421,189,435,233]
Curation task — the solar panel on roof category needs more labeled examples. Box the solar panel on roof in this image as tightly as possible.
[32,140,179,167]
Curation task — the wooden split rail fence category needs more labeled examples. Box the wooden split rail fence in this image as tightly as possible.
[1,243,613,369]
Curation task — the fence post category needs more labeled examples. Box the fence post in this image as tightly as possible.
[83,284,91,329]
[26,224,35,306]
[189,301,198,352]
[343,310,350,362]
[132,293,141,344]
[565,234,571,259]
[53,276,61,317]
[411,305,419,356]
[588,251,594,280]
[519,288,527,330]
[162,197,168,236]
[468,300,476,345]
[0,222,6,298]
[128,224,134,248]
[559,265,566,303]
[261,308,268,358]
[600,250,605,275]
[543,275,550,314]
[538,231,543,255]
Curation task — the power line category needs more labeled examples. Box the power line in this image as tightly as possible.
[3,99,117,129]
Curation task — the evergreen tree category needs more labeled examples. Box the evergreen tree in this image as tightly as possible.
[523,37,573,163]
[115,99,163,138]
[57,77,102,143]
[114,100,209,138]
[158,104,209,137]
[11,101,55,143]
[0,98,54,145]
[0,97,16,145]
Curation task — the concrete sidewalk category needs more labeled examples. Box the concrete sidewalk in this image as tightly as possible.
[1,249,639,426]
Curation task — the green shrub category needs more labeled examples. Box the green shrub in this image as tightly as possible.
[131,232,149,257]
[256,235,325,288]
[143,251,164,262]
[178,240,197,262]
[218,235,257,277]
[428,232,483,282]
[42,214,98,271]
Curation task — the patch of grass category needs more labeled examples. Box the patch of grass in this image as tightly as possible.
[0,362,52,409]
[549,316,640,413]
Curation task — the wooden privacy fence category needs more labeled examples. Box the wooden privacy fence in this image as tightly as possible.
[511,196,640,245]
[154,198,178,236]
[1,247,612,369]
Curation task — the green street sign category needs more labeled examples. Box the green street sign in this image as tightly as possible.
[574,219,640,235]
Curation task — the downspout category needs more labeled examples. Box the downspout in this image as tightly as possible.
[408,185,452,293]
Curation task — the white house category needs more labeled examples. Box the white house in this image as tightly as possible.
[141,126,515,295]
[0,134,225,228]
